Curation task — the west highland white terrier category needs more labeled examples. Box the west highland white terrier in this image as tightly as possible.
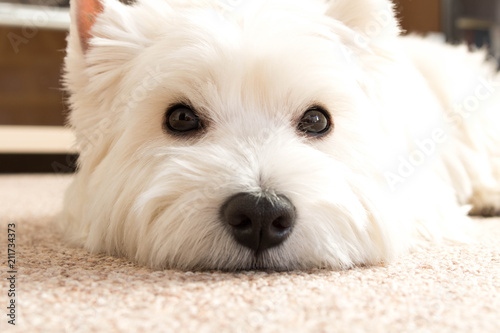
[60,0,500,270]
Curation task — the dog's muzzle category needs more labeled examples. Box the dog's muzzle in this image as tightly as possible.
[220,193,296,254]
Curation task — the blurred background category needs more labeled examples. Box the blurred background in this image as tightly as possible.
[1,0,499,172]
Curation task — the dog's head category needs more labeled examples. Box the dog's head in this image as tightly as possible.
[63,0,408,270]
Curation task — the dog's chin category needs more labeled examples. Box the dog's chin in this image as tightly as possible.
[192,250,315,272]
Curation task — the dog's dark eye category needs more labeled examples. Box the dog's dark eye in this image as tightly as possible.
[298,106,332,136]
[165,104,201,134]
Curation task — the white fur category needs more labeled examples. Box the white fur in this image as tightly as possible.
[60,0,500,270]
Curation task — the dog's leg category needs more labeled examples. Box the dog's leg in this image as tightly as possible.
[400,37,500,217]
[466,146,500,217]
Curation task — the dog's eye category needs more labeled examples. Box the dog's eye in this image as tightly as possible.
[165,104,201,134]
[298,106,332,136]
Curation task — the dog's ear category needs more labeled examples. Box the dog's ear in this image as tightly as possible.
[66,0,154,90]
[325,0,400,42]
[65,0,155,141]
[75,0,104,52]
[69,0,150,55]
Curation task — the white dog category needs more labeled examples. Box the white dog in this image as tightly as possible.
[60,0,500,270]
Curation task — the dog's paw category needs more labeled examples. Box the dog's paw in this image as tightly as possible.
[469,206,500,217]
[468,187,500,217]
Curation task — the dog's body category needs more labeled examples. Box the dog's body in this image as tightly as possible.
[60,0,500,270]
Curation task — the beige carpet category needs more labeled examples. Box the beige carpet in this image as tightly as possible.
[0,175,499,333]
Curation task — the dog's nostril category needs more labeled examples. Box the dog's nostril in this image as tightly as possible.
[272,216,292,230]
[230,215,252,230]
[220,193,296,253]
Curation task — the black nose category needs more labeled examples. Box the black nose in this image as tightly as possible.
[220,193,296,254]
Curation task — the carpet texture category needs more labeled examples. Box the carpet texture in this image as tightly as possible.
[0,174,499,332]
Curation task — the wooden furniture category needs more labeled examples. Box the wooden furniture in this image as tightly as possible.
[396,0,442,34]
[0,3,74,172]
[0,3,69,126]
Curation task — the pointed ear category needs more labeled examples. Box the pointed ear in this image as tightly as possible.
[325,0,400,42]
[75,0,104,52]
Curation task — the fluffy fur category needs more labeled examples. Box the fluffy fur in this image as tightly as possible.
[60,0,500,270]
